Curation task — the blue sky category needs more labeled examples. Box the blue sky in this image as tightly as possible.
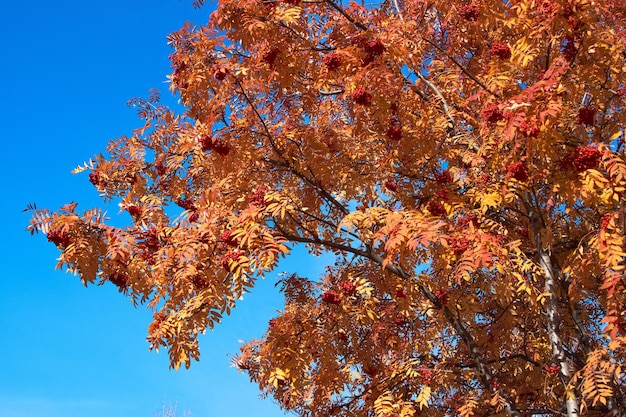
[0,1,324,416]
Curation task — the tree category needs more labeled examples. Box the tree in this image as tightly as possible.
[27,0,626,415]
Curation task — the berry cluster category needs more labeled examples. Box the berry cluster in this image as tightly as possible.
[351,86,372,106]
[248,186,268,207]
[428,200,447,217]
[199,134,230,156]
[418,367,436,384]
[47,229,71,248]
[490,42,511,60]
[544,365,560,376]
[395,287,407,299]
[576,106,596,127]
[154,161,167,176]
[268,318,278,328]
[562,38,578,61]
[322,53,342,71]
[89,171,101,187]
[221,229,239,247]
[435,288,450,306]
[262,47,280,66]
[507,162,529,182]
[456,214,479,228]
[220,250,242,271]
[601,214,612,230]
[450,237,470,256]
[482,103,504,124]
[352,36,386,66]
[460,4,480,21]
[384,179,398,192]
[321,290,342,305]
[561,146,601,172]
[339,280,357,296]
[435,169,453,185]
[109,272,129,291]
[127,205,143,218]
[520,120,539,138]
[386,124,402,141]
[191,275,209,290]
[213,66,229,81]
[176,198,196,211]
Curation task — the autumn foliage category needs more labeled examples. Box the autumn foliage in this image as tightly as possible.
[28,0,626,416]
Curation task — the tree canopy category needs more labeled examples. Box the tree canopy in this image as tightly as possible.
[28,0,626,415]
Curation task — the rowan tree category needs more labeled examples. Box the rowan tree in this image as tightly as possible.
[28,0,626,416]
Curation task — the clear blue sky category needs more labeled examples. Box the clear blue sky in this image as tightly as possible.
[0,1,325,416]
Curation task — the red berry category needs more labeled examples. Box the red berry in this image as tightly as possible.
[364,39,385,57]
[576,106,596,127]
[351,87,372,106]
[220,251,242,271]
[268,318,278,328]
[601,214,612,230]
[212,138,230,156]
[428,200,446,216]
[395,287,407,298]
[450,237,470,256]
[339,280,357,296]
[386,124,402,141]
[154,161,167,176]
[384,179,397,192]
[213,66,229,81]
[262,47,280,66]
[248,186,268,207]
[435,288,449,305]
[561,146,601,172]
[109,272,129,291]
[47,229,71,248]
[322,53,342,71]
[520,121,539,138]
[507,162,529,182]
[199,134,213,152]
[127,205,142,218]
[221,229,239,247]
[482,103,504,124]
[176,198,196,211]
[490,42,511,60]
[562,38,577,61]
[321,290,342,305]
[435,169,453,185]
[460,4,480,21]
[89,171,101,187]
[191,275,209,290]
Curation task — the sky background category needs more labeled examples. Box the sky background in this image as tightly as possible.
[0,1,326,416]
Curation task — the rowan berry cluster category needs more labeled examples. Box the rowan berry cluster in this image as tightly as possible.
[109,272,129,291]
[339,280,357,296]
[221,229,239,247]
[507,162,529,182]
[89,171,101,187]
[220,251,242,271]
[460,4,480,21]
[482,103,504,123]
[213,66,229,81]
[262,47,280,66]
[384,179,397,192]
[248,186,268,207]
[435,288,449,305]
[176,198,196,211]
[191,275,209,290]
[386,124,402,141]
[450,237,470,256]
[435,169,453,185]
[200,134,230,156]
[351,86,372,106]
[321,290,342,304]
[576,106,596,126]
[490,42,511,59]
[428,200,446,216]
[560,146,601,172]
[322,53,342,71]
[47,229,71,248]
[520,121,539,138]
[127,205,143,218]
